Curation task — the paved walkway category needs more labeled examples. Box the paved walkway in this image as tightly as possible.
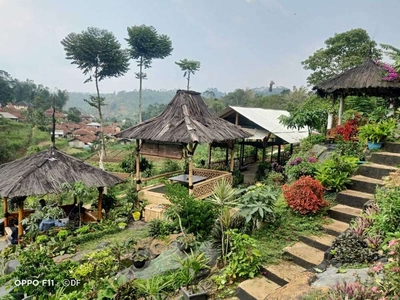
[242,163,259,184]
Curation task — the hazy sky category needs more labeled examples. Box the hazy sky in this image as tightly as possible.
[0,0,399,93]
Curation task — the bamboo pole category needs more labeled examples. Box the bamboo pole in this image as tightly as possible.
[18,200,24,237]
[3,197,8,227]
[188,143,194,195]
[207,144,212,168]
[97,187,104,221]
[136,139,141,191]
[229,146,235,172]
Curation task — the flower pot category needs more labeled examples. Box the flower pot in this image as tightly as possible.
[133,260,146,268]
[132,211,141,221]
[367,142,382,150]
[181,287,209,300]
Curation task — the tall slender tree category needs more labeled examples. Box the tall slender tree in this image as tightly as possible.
[61,27,129,169]
[175,59,201,90]
[380,43,400,70]
[126,25,173,123]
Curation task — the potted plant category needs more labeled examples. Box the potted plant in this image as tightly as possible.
[177,233,196,252]
[358,119,396,150]
[132,252,148,269]
[179,251,210,300]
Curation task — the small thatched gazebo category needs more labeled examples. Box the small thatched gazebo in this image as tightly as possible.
[0,147,124,236]
[313,58,400,125]
[116,90,250,195]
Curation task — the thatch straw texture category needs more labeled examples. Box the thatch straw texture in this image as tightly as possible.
[0,147,124,198]
[116,90,250,144]
[313,59,400,98]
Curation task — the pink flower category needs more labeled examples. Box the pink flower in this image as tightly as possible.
[286,238,290,242]
[392,267,400,272]
[372,262,384,273]
[371,286,378,292]
[389,251,395,255]
[388,239,398,248]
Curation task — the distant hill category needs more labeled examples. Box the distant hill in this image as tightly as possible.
[66,86,289,119]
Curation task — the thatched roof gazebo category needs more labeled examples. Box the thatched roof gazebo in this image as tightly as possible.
[116,90,250,196]
[313,58,400,125]
[0,147,124,236]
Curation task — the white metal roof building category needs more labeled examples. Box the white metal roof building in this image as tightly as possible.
[217,106,308,144]
[0,112,19,121]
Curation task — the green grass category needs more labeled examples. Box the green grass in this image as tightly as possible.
[77,225,149,252]
[254,195,332,266]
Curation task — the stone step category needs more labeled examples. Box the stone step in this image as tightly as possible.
[284,242,325,270]
[328,204,362,224]
[357,163,396,180]
[370,152,400,167]
[382,142,400,153]
[336,189,374,209]
[350,175,383,194]
[263,260,306,286]
[299,234,337,252]
[322,219,349,236]
[237,277,280,300]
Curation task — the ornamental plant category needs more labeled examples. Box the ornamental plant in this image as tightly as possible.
[376,61,399,81]
[285,152,318,181]
[282,176,328,214]
[334,113,366,141]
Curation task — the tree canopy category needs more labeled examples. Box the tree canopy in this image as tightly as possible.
[61,27,130,169]
[302,28,382,86]
[175,59,201,90]
[126,25,173,123]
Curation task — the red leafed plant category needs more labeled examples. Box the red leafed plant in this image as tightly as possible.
[334,114,366,141]
[282,176,328,214]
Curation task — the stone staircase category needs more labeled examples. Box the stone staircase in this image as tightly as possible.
[237,143,400,300]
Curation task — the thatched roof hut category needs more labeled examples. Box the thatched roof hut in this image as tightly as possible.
[116,90,250,143]
[0,147,123,198]
[115,90,250,194]
[313,59,400,124]
[0,147,124,233]
[313,59,400,98]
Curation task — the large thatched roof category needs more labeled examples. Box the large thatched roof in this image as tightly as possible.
[0,147,124,198]
[116,90,250,144]
[313,59,400,98]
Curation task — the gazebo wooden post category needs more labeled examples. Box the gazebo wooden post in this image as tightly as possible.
[3,197,8,226]
[207,144,212,168]
[277,145,281,165]
[18,198,25,237]
[229,144,235,172]
[97,187,104,221]
[338,94,344,125]
[136,139,141,191]
[188,143,194,195]
[225,148,229,169]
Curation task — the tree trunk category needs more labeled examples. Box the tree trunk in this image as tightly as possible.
[95,73,106,171]
[187,72,190,90]
[139,57,143,123]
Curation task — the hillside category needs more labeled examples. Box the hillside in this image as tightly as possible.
[66,86,288,119]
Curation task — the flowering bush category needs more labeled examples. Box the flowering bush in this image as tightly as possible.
[282,176,328,214]
[285,153,318,181]
[369,238,400,298]
[376,61,399,82]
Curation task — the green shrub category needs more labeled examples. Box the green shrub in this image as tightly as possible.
[255,162,270,181]
[224,230,262,279]
[237,184,278,231]
[315,154,358,192]
[148,219,176,238]
[164,183,217,240]
[159,159,181,174]
[330,231,379,264]
[371,186,400,235]
[232,169,244,187]
[57,229,69,240]
[36,235,48,244]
